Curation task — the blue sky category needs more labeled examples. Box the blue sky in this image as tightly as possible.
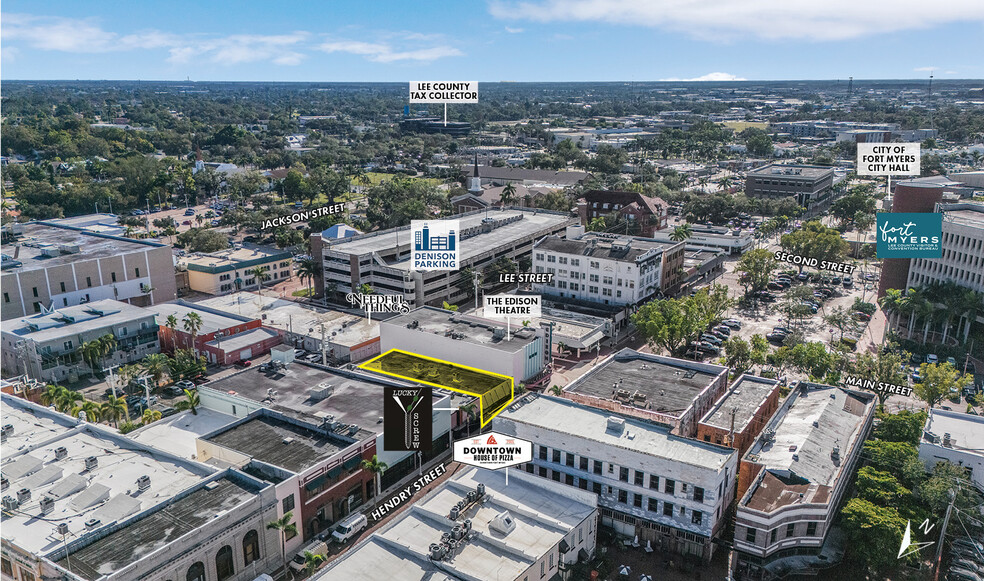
[2,0,982,81]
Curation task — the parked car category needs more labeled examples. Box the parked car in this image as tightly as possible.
[768,282,785,291]
[700,334,722,346]
[767,332,788,344]
[713,325,731,336]
[697,342,720,355]
[927,354,939,364]
[912,369,923,383]
[843,277,854,288]
[182,220,192,225]
[756,291,777,302]
[331,513,368,544]
[722,319,742,329]
[773,326,791,335]
[139,396,158,407]
[853,312,872,321]
[289,540,330,572]
[831,277,841,285]
[947,356,958,367]
[236,359,252,368]
[184,208,196,216]
[796,272,810,281]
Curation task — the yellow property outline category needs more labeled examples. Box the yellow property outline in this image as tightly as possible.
[359,348,514,427]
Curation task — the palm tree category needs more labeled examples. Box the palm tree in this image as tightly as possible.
[303,551,326,575]
[141,353,170,392]
[500,182,517,207]
[97,333,117,369]
[40,384,66,407]
[80,400,102,423]
[458,402,478,436]
[266,512,298,580]
[361,455,388,508]
[549,385,563,396]
[141,409,163,425]
[249,266,269,292]
[165,314,179,350]
[878,288,904,333]
[182,312,204,354]
[670,223,692,242]
[55,389,83,415]
[101,395,129,427]
[358,283,373,295]
[174,389,200,415]
[296,257,320,299]
[80,340,105,376]
[958,290,984,343]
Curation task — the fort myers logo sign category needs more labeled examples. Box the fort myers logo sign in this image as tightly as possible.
[876,213,942,259]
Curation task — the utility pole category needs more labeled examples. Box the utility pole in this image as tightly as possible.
[932,488,956,581]
[473,270,481,310]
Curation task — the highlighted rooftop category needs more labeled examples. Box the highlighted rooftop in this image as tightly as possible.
[359,349,513,427]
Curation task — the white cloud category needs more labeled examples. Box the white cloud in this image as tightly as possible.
[488,0,984,41]
[319,39,463,62]
[944,70,958,75]
[505,27,525,33]
[659,72,746,81]
[2,13,178,52]
[913,66,936,72]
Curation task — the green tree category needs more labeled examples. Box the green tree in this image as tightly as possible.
[500,182,517,206]
[101,395,129,427]
[840,498,908,572]
[823,306,853,342]
[266,512,298,580]
[914,362,972,408]
[176,228,228,253]
[789,342,836,380]
[735,248,778,294]
[303,551,327,575]
[723,337,752,375]
[749,334,769,368]
[850,350,910,410]
[441,301,459,312]
[855,466,910,506]
[779,221,850,272]
[182,312,204,353]
[249,266,269,291]
[55,389,83,415]
[141,409,163,425]
[873,410,927,445]
[296,257,321,299]
[862,440,926,487]
[917,460,975,513]
[174,389,200,415]
[141,353,170,392]
[632,298,697,356]
[831,185,877,226]
[361,455,389,508]
[40,384,66,407]
[670,223,692,242]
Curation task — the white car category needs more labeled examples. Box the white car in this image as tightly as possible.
[722,319,742,329]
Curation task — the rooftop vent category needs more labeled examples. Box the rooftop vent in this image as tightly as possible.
[54,446,68,461]
[2,496,19,511]
[84,518,101,531]
[792,454,799,461]
[309,383,334,401]
[136,475,151,491]
[17,488,31,503]
[0,477,7,491]
[39,496,54,515]
[282,437,295,445]
[606,416,625,433]
[683,369,698,379]
[943,433,952,448]
[56,522,69,536]
[489,510,516,536]
[1,424,13,439]
[84,456,98,471]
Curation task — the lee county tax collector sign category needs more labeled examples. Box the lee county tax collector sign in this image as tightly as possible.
[857,143,921,176]
[409,82,478,103]
[453,432,532,469]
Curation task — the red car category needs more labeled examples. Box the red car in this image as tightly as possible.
[182,220,192,225]
[235,359,252,368]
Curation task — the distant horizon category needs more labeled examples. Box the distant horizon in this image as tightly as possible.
[3,78,979,84]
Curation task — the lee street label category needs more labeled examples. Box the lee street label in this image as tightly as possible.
[346,293,411,314]
[876,213,943,259]
[411,220,459,272]
[484,295,541,317]
[369,462,447,521]
[773,252,856,274]
[857,143,921,176]
[499,272,554,284]
[261,203,344,229]
[453,432,532,470]
[844,375,913,397]
[409,82,478,103]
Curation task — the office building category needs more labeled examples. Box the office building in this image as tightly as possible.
[495,394,737,561]
[876,178,946,299]
[919,408,984,491]
[532,230,685,305]
[0,300,159,383]
[1,222,176,320]
[907,203,984,295]
[0,394,281,581]
[745,164,834,208]
[178,246,293,296]
[734,382,876,579]
[314,466,599,581]
[577,190,670,237]
[314,207,576,307]
[563,349,730,437]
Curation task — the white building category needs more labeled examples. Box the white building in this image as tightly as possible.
[314,466,599,581]
[532,230,684,307]
[379,306,547,386]
[494,394,737,561]
[178,247,293,296]
[919,408,984,491]
[907,203,984,294]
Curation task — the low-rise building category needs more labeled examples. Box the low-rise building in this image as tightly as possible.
[745,164,835,208]
[178,246,293,296]
[314,466,599,581]
[647,226,754,256]
[562,349,730,437]
[495,394,737,561]
[577,190,670,236]
[734,382,876,580]
[155,300,281,364]
[919,408,984,491]
[0,300,159,383]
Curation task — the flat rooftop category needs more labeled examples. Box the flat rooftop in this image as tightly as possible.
[941,204,984,229]
[472,305,607,349]
[128,408,238,460]
[2,299,156,342]
[700,375,780,434]
[497,394,735,471]
[565,349,727,416]
[195,292,378,348]
[922,409,984,456]
[742,383,875,512]
[1,223,165,272]
[204,415,347,473]
[0,395,214,556]
[154,302,254,335]
[205,327,280,353]
[748,164,834,179]
[382,307,539,352]
[180,246,291,271]
[537,233,676,262]
[317,466,596,581]
[324,207,573,271]
[56,476,260,580]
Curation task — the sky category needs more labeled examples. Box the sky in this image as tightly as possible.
[2,0,983,82]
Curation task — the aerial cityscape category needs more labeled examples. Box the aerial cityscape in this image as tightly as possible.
[1,2,983,581]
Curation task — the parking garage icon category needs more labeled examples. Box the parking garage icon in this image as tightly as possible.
[412,220,459,272]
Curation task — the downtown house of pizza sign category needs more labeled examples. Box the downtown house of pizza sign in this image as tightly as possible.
[453,432,532,470]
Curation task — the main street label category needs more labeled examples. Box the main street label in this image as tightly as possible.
[411,220,459,272]
[453,432,532,470]
[857,143,921,176]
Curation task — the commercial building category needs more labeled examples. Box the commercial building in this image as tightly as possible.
[494,394,738,561]
[577,190,670,237]
[1,222,176,320]
[155,300,281,365]
[399,116,470,136]
[314,466,599,581]
[458,165,591,188]
[876,178,946,298]
[532,230,685,306]
[474,305,611,358]
[314,207,576,307]
[0,300,159,383]
[745,164,834,208]
[178,246,293,296]
[195,362,455,542]
[0,394,281,581]
[919,408,984,491]
[379,306,547,387]
[907,203,984,295]
[647,226,755,256]
[734,382,876,580]
[562,349,730,438]
[679,246,727,292]
[196,292,380,363]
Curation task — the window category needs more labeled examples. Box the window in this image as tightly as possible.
[590,261,599,269]
[663,502,674,516]
[549,554,554,569]
[619,467,629,482]
[594,460,603,475]
[566,453,575,467]
[633,494,642,508]
[539,446,548,460]
[547,255,556,263]
[186,562,206,581]
[745,527,757,544]
[2,292,7,303]
[579,526,583,543]
[580,457,589,471]
[665,479,675,495]
[648,498,659,512]
[650,475,659,489]
[111,272,117,282]
[86,276,92,287]
[552,449,561,463]
[1,558,11,576]
[692,510,702,525]
[135,267,141,278]
[20,569,36,581]
[559,257,567,264]
[694,487,704,503]
[589,274,599,282]
[32,286,39,297]
[216,545,234,581]
[565,473,574,486]
[806,522,818,536]
[63,340,73,351]
[60,281,66,292]
[282,494,295,513]
[552,471,561,482]
[243,530,260,565]
[33,302,41,313]
[786,523,795,538]
[608,463,614,474]
[618,489,628,504]
[285,526,297,541]
[770,529,777,544]
[593,482,602,495]
[634,470,644,486]
[541,561,545,577]
[539,466,547,477]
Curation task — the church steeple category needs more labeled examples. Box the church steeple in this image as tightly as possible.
[468,153,482,195]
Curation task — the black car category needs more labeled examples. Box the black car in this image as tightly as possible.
[768,282,785,291]
[831,277,841,285]
[767,332,788,344]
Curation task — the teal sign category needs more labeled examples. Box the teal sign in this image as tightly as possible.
[876,213,942,258]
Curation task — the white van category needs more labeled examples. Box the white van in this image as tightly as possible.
[288,539,329,572]
[331,513,368,544]
[251,575,274,581]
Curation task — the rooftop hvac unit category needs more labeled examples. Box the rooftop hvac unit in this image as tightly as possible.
[2,496,19,511]
[492,328,506,341]
[476,483,485,497]
[39,496,54,515]
[450,506,459,520]
[56,522,70,536]
[489,511,516,536]
[282,438,295,445]
[309,383,334,400]
[615,389,630,400]
[463,518,472,533]
[84,456,98,471]
[452,525,464,540]
[2,424,13,437]
[429,543,446,561]
[84,518,101,531]
[16,488,31,504]
[54,446,68,460]
[606,416,625,432]
[943,433,952,448]
[136,475,151,491]
[347,424,359,436]
[58,244,81,254]
[0,477,7,491]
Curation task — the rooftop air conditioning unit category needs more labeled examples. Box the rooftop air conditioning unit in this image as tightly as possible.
[54,446,68,461]
[1,424,13,438]
[136,475,151,491]
[57,522,70,536]
[84,456,98,471]
[1,477,8,491]
[84,518,101,531]
[16,488,31,503]
[347,424,359,436]
[309,383,334,400]
[39,496,54,515]
[606,416,625,432]
[2,496,19,511]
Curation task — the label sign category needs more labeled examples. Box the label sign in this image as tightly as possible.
[876,213,942,258]
[843,375,913,397]
[410,82,478,103]
[857,143,921,176]
[484,295,541,318]
[346,293,411,314]
[384,387,433,452]
[453,432,532,469]
[411,220,459,272]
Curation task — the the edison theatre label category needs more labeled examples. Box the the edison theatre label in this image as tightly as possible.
[876,213,942,259]
[411,220,459,272]
[384,387,433,452]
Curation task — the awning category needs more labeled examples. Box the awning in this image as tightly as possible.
[559,539,571,553]
[304,475,327,491]
[343,456,361,470]
[327,465,343,480]
[578,548,589,562]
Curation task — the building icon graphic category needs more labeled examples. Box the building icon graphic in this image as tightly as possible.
[414,224,456,251]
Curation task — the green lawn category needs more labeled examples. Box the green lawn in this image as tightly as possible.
[359,172,442,187]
